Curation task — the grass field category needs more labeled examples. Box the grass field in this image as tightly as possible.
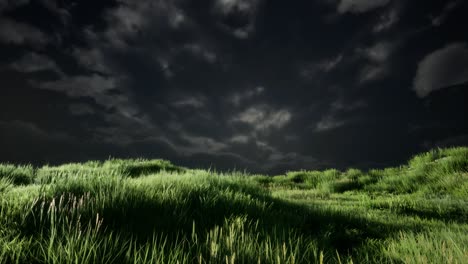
[0,147,467,263]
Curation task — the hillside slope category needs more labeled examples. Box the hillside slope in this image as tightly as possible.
[0,147,467,263]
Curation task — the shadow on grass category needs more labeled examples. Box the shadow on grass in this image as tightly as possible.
[396,207,468,224]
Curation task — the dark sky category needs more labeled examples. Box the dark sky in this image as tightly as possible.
[1,0,467,174]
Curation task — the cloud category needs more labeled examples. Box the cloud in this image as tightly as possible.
[0,0,30,13]
[36,74,136,114]
[39,0,70,24]
[182,43,217,63]
[9,52,61,74]
[72,47,111,74]
[229,135,250,144]
[213,0,262,39]
[38,74,117,99]
[359,42,393,63]
[314,99,366,132]
[373,8,399,33]
[0,18,48,46]
[69,104,95,116]
[430,0,462,27]
[215,0,256,14]
[413,43,468,97]
[337,0,390,14]
[315,115,347,132]
[248,141,321,172]
[359,64,387,83]
[102,0,190,49]
[181,134,228,154]
[318,54,343,72]
[300,54,344,80]
[229,86,264,106]
[357,41,395,83]
[0,120,71,142]
[232,105,292,131]
[172,97,206,109]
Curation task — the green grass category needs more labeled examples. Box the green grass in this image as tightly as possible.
[0,147,467,263]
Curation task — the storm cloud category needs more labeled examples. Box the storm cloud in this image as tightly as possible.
[0,0,467,173]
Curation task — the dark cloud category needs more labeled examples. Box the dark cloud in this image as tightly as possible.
[0,0,467,173]
[9,52,60,73]
[212,0,263,39]
[336,0,390,14]
[69,103,95,116]
[38,74,119,103]
[314,99,366,132]
[413,42,468,97]
[0,18,48,45]
[430,0,462,27]
[356,41,396,83]
[0,0,30,13]
[373,7,399,33]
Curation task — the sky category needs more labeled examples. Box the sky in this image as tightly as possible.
[1,0,467,174]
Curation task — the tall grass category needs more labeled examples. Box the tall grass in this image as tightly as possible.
[0,147,467,263]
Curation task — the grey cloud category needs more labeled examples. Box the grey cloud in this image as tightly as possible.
[0,18,48,46]
[172,96,206,109]
[314,99,365,132]
[300,54,343,80]
[39,0,70,24]
[337,0,390,14]
[156,57,174,79]
[38,74,117,99]
[103,4,147,49]
[413,43,468,97]
[430,0,462,27]
[250,141,321,172]
[232,105,292,131]
[103,0,190,49]
[95,109,158,146]
[72,48,111,74]
[373,8,399,33]
[213,0,262,39]
[137,135,250,166]
[10,52,61,74]
[318,54,343,72]
[182,43,217,63]
[0,0,29,13]
[36,74,136,115]
[359,42,393,63]
[69,104,95,116]
[315,115,346,132]
[359,64,387,83]
[266,151,319,169]
[229,135,250,144]
[357,42,395,83]
[1,0,68,20]
[180,134,228,154]
[331,99,367,112]
[229,86,264,106]
[214,0,257,14]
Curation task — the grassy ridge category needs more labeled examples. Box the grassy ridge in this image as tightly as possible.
[0,148,467,263]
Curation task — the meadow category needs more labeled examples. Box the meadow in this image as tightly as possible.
[0,147,467,263]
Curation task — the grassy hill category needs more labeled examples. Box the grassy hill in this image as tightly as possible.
[0,147,467,263]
